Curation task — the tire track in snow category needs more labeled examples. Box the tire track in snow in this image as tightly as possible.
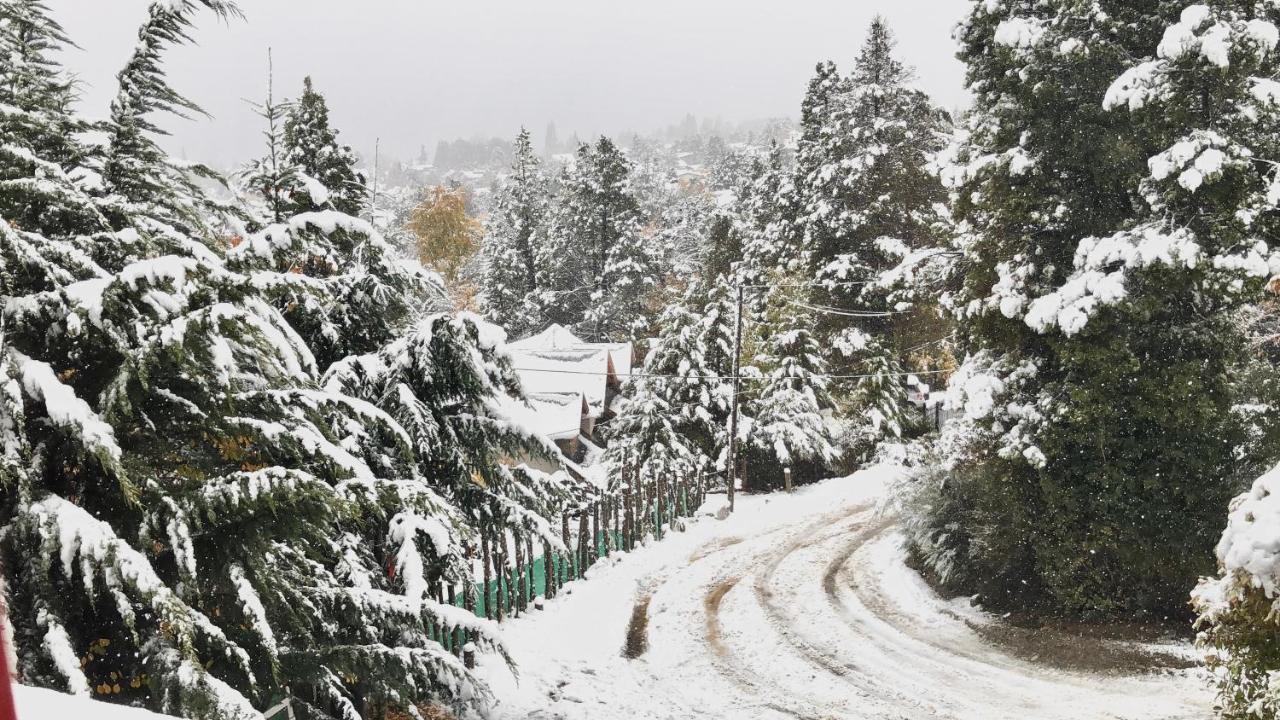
[820,523,1209,719]
[485,468,1210,720]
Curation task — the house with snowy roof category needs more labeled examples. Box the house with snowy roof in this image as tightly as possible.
[500,324,633,476]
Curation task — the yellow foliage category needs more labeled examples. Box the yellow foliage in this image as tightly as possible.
[407,186,481,285]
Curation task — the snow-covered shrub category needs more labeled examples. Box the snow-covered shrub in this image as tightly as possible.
[1194,463,1280,719]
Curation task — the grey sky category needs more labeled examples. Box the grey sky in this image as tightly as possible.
[48,1,970,168]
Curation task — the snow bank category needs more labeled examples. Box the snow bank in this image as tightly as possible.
[14,683,178,719]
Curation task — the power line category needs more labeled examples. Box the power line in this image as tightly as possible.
[735,279,875,290]
[511,367,952,382]
[785,299,907,318]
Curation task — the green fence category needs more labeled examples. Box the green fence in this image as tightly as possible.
[466,529,626,618]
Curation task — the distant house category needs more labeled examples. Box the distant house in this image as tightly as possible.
[499,325,633,477]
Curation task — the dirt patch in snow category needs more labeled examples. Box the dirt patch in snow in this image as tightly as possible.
[689,535,743,562]
[703,576,740,657]
[962,616,1198,674]
[623,594,651,659]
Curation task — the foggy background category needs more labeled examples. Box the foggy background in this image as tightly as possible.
[47,0,969,168]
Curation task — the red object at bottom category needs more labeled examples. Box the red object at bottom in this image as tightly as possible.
[0,624,16,720]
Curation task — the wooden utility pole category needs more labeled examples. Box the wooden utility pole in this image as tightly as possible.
[726,285,745,511]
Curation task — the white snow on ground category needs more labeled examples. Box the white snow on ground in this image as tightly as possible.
[14,683,178,719]
[476,465,1212,719]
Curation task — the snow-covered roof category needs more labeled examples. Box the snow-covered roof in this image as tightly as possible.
[497,391,586,441]
[513,348,612,413]
[508,324,633,415]
[508,323,588,351]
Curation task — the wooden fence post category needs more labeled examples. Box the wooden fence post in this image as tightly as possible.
[655,477,664,541]
[447,582,462,654]
[435,583,448,649]
[514,535,525,616]
[481,532,493,620]
[499,531,511,619]
[561,514,571,585]
[592,502,601,563]
[577,512,589,576]
[544,540,555,599]
[784,467,793,494]
[525,535,536,603]
[613,495,621,551]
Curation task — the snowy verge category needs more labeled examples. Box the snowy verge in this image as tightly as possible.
[14,683,180,720]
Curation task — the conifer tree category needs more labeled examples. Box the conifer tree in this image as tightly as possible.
[790,19,951,444]
[283,76,367,216]
[0,4,583,718]
[743,277,838,490]
[0,0,106,285]
[236,78,441,371]
[236,52,298,225]
[478,128,549,337]
[736,141,802,313]
[539,137,658,341]
[98,0,241,240]
[913,0,1280,617]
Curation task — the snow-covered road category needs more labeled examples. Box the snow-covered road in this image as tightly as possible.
[477,466,1213,719]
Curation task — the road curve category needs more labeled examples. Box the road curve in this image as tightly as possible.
[483,468,1213,720]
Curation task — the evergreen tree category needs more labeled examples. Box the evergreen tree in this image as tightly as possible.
[0,5,586,718]
[743,277,837,490]
[98,0,241,240]
[0,0,106,287]
[791,19,951,445]
[604,301,707,490]
[539,137,658,341]
[737,141,800,304]
[235,52,298,225]
[236,78,441,372]
[283,76,367,216]
[912,0,1280,618]
[479,128,549,338]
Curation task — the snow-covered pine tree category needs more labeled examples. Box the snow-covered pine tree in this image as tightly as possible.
[322,312,588,614]
[478,128,549,338]
[0,0,107,290]
[235,51,298,225]
[234,84,442,371]
[743,276,837,491]
[791,19,951,446]
[0,7,361,715]
[539,137,659,341]
[603,304,707,497]
[615,275,739,470]
[1,5,529,718]
[736,141,800,309]
[97,0,242,243]
[282,76,367,216]
[913,0,1280,618]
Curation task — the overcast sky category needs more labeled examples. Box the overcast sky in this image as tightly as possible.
[47,1,969,168]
